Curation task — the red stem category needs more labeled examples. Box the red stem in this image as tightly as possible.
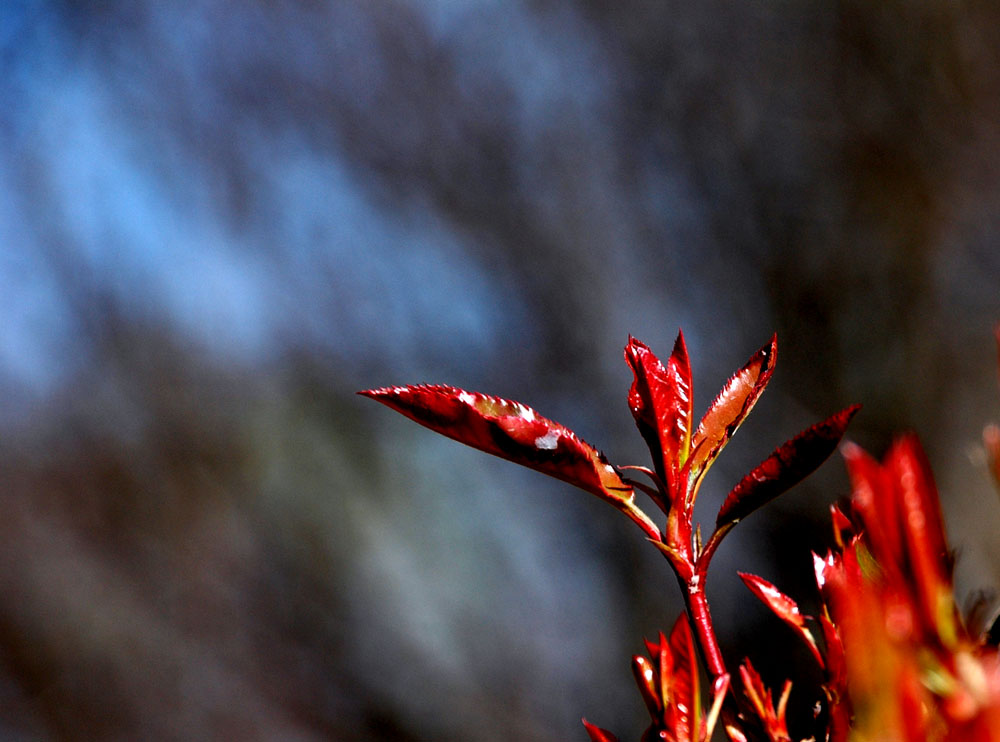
[683,571,727,681]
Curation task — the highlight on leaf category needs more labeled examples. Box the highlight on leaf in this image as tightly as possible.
[624,331,693,495]
[688,334,777,480]
[358,384,661,540]
[739,572,823,668]
[608,615,726,742]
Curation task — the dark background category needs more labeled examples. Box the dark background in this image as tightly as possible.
[3,1,1000,739]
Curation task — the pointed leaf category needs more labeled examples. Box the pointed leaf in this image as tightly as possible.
[702,674,730,742]
[737,659,769,721]
[737,659,792,741]
[842,441,903,574]
[689,335,777,478]
[887,435,957,645]
[715,405,860,530]
[739,572,823,668]
[829,503,853,550]
[582,719,619,742]
[360,385,661,539]
[666,614,700,742]
[624,332,693,493]
[632,654,662,717]
[817,608,846,702]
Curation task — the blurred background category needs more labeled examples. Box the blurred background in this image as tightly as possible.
[3,1,1000,739]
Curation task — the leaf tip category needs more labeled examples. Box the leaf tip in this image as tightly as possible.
[582,718,619,742]
[673,326,688,350]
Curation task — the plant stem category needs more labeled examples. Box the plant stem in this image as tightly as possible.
[682,572,727,682]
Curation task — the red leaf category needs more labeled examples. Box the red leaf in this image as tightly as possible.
[739,572,823,668]
[632,653,662,717]
[624,332,693,495]
[359,385,661,538]
[715,405,860,530]
[842,441,902,575]
[887,436,956,644]
[737,659,792,741]
[636,619,702,739]
[688,335,777,479]
[829,503,853,550]
[845,436,959,644]
[666,615,700,742]
[582,719,619,742]
[816,608,847,729]
[702,674,730,742]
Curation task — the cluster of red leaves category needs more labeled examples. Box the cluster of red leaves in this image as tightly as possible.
[583,616,729,742]
[360,329,1000,741]
[811,438,1000,740]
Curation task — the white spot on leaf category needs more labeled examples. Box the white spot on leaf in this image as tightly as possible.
[534,430,559,450]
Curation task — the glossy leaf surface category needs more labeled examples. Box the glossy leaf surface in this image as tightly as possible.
[636,615,703,742]
[624,332,693,495]
[715,404,860,530]
[688,334,777,478]
[739,572,823,667]
[632,651,662,717]
[666,615,700,742]
[359,385,661,538]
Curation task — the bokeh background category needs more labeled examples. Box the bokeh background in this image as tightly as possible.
[3,1,1000,739]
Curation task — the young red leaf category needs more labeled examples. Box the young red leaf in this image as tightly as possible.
[737,659,793,742]
[842,441,903,575]
[359,385,661,540]
[888,436,957,645]
[582,719,619,742]
[829,503,854,550]
[702,674,730,742]
[845,436,959,645]
[738,572,823,668]
[632,653,663,717]
[624,332,694,495]
[665,614,701,742]
[715,404,860,531]
[634,618,703,741]
[816,608,849,741]
[688,335,777,479]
